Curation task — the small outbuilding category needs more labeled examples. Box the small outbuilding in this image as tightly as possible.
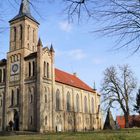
[116,115,140,128]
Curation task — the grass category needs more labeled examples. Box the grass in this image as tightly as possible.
[0,129,140,140]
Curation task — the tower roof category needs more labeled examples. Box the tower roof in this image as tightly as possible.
[50,44,55,52]
[9,0,39,24]
[37,38,43,46]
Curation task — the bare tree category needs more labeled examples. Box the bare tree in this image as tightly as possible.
[101,65,137,128]
[1,0,140,53]
[63,0,140,53]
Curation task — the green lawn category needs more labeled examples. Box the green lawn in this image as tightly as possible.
[0,129,140,140]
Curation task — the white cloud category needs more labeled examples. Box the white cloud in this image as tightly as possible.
[92,58,104,65]
[69,49,86,60]
[56,49,86,61]
[59,21,72,32]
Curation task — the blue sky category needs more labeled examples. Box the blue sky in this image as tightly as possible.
[0,0,140,117]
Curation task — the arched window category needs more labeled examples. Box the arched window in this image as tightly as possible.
[44,61,46,77]
[45,116,47,125]
[67,92,71,111]
[3,69,5,82]
[33,29,35,43]
[76,94,79,112]
[27,43,30,49]
[32,61,35,76]
[45,94,47,103]
[11,90,14,106]
[20,25,22,40]
[56,89,60,111]
[14,55,17,61]
[17,88,19,105]
[91,97,94,113]
[30,116,32,125]
[45,87,50,103]
[29,62,31,77]
[27,26,30,40]
[47,63,49,78]
[30,94,33,103]
[0,69,2,83]
[0,118,1,127]
[0,99,2,107]
[84,96,88,113]
[14,27,16,41]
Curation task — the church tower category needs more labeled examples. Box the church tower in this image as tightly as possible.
[0,0,102,133]
[5,0,39,131]
[9,0,39,53]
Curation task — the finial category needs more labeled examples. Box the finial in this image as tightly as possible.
[37,38,43,46]
[93,82,96,91]
[50,44,55,52]
[19,0,31,15]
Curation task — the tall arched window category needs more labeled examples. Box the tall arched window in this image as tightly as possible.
[67,92,71,111]
[30,116,32,125]
[0,118,1,126]
[33,29,35,43]
[84,96,88,113]
[3,69,6,82]
[11,90,14,106]
[76,94,79,112]
[45,94,47,103]
[44,87,47,103]
[27,43,30,49]
[20,25,22,40]
[56,89,60,111]
[32,61,35,76]
[29,62,31,77]
[0,69,2,83]
[45,116,47,125]
[14,27,16,41]
[17,88,19,105]
[32,46,34,51]
[27,26,30,40]
[44,61,46,77]
[47,63,49,78]
[30,94,33,103]
[91,97,94,113]
[0,98,2,107]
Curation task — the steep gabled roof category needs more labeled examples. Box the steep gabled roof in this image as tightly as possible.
[55,68,95,93]
[103,109,115,130]
[9,0,39,24]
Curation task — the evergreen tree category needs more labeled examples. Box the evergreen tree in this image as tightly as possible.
[134,89,140,114]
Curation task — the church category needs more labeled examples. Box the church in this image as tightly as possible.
[0,0,102,132]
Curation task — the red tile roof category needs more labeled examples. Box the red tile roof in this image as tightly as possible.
[116,115,140,128]
[55,68,95,93]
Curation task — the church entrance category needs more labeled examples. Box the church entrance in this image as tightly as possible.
[13,110,19,131]
[56,115,62,132]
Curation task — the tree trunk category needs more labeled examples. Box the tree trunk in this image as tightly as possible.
[124,113,129,128]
